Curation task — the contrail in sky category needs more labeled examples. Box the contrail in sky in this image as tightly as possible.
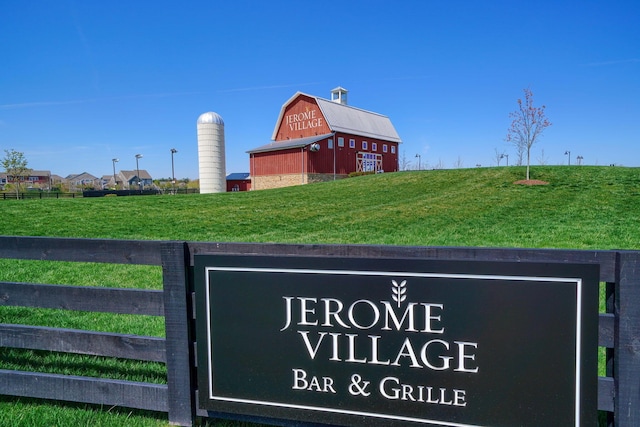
[0,78,419,111]
[216,82,323,93]
[0,92,206,110]
[0,85,326,110]
[584,58,639,67]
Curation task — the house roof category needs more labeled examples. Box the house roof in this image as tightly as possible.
[119,170,153,180]
[270,92,401,143]
[226,172,251,181]
[2,170,50,177]
[66,172,98,182]
[247,133,333,154]
[28,170,51,177]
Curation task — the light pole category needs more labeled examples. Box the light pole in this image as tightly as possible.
[135,154,143,191]
[577,155,583,166]
[170,148,177,194]
[112,158,119,189]
[415,153,421,170]
[565,150,571,165]
[500,154,509,166]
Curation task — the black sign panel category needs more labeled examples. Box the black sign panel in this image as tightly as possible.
[194,255,599,427]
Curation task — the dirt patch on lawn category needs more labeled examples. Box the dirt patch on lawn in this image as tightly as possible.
[513,179,549,186]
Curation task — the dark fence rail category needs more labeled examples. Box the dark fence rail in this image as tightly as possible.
[0,188,200,199]
[0,236,637,426]
[0,237,193,426]
[83,189,161,197]
[1,191,80,199]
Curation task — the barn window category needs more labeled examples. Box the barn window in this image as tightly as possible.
[328,138,334,149]
[362,141,368,150]
[372,142,377,151]
[338,137,344,147]
[383,144,388,153]
[391,145,396,154]
[349,139,355,148]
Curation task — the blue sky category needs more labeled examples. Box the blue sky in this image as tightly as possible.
[1,0,638,179]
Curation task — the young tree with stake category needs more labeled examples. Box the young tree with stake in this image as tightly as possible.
[506,89,551,180]
[2,149,31,199]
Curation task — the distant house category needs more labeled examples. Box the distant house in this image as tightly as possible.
[118,170,153,190]
[100,175,116,189]
[1,170,52,190]
[226,173,251,192]
[26,170,53,189]
[65,172,99,191]
[50,174,64,188]
[247,87,401,190]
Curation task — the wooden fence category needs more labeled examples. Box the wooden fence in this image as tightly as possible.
[1,191,81,199]
[0,188,201,199]
[0,237,193,425]
[0,236,638,426]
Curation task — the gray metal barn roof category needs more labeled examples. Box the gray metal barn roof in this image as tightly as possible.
[315,97,401,143]
[247,133,334,154]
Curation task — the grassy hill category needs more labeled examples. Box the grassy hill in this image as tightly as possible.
[0,166,638,250]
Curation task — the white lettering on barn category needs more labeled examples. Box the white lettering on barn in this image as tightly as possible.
[285,108,323,131]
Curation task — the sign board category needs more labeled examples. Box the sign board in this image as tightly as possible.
[195,255,599,426]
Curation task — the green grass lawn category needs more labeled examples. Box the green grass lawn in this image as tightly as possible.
[1,166,638,248]
[0,166,637,426]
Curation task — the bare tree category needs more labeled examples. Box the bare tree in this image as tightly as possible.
[515,144,525,166]
[537,149,549,165]
[398,150,412,171]
[2,149,31,199]
[506,88,552,180]
[454,156,464,169]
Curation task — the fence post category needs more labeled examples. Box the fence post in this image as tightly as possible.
[161,242,195,426]
[614,251,640,426]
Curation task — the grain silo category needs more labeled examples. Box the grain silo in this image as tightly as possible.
[197,112,226,194]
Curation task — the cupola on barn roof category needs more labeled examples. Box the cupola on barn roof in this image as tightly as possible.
[330,86,348,105]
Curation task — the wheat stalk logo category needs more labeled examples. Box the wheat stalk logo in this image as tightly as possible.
[391,280,407,308]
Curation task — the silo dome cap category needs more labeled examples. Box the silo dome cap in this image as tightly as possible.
[197,112,224,125]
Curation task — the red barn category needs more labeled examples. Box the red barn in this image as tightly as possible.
[247,87,401,190]
[226,172,251,192]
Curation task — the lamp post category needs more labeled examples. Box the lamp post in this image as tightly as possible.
[499,154,509,166]
[577,155,583,166]
[135,154,143,191]
[564,150,571,165]
[415,153,421,170]
[170,148,177,194]
[112,158,119,189]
